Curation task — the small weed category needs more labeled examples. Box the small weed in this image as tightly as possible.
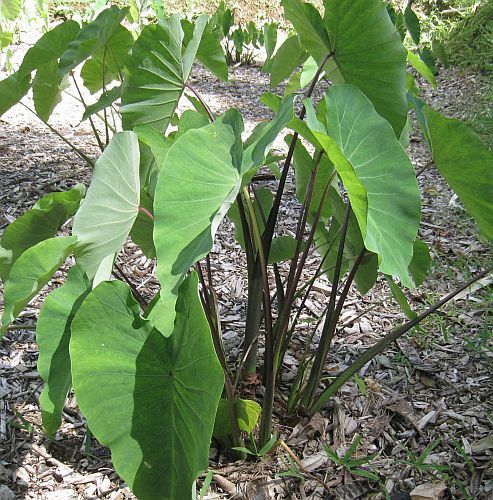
[233,433,278,457]
[400,439,449,476]
[324,434,380,482]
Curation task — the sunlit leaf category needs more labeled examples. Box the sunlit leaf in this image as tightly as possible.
[72,132,140,281]
[305,85,420,285]
[151,122,241,335]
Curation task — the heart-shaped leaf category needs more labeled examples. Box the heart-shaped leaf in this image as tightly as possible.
[121,15,207,132]
[72,132,140,282]
[151,121,242,335]
[323,0,408,135]
[70,272,223,499]
[305,85,420,285]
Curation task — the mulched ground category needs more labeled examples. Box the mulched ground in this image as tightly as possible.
[0,59,492,500]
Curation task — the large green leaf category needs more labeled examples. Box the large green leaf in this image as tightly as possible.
[305,85,420,286]
[32,61,68,121]
[121,15,207,132]
[265,35,306,87]
[0,71,31,117]
[80,25,133,94]
[282,0,330,63]
[36,265,90,436]
[70,272,223,500]
[0,236,77,336]
[323,0,407,135]
[0,184,85,281]
[18,21,80,78]
[182,17,228,81]
[0,0,21,20]
[151,121,241,335]
[72,132,140,281]
[422,106,493,241]
[58,6,128,75]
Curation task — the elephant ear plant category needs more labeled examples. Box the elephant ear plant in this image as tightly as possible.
[0,1,492,498]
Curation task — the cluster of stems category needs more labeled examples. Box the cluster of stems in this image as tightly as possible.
[32,49,491,452]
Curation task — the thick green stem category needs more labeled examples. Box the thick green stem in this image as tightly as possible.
[309,267,492,414]
[236,192,261,376]
[243,187,275,446]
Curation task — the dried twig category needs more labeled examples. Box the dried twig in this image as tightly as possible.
[279,439,333,493]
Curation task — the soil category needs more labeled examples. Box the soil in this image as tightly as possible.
[0,55,492,500]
